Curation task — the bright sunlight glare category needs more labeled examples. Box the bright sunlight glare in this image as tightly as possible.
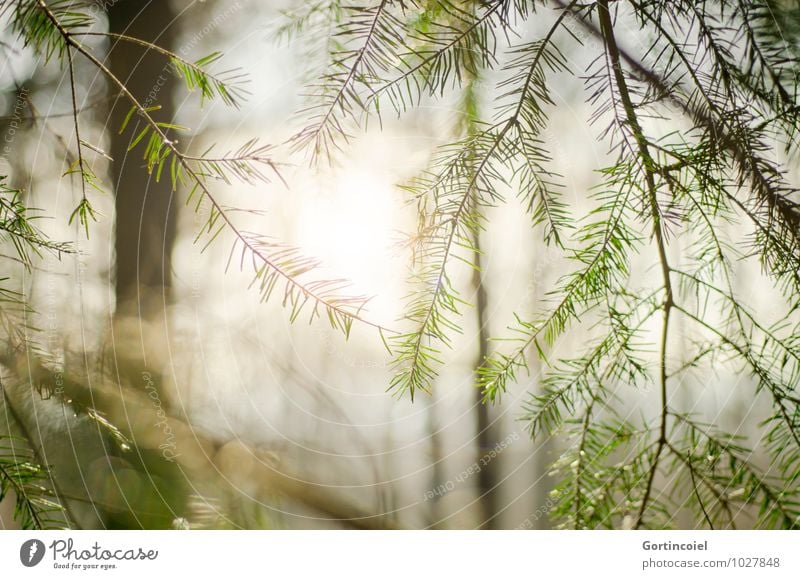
[295,169,406,324]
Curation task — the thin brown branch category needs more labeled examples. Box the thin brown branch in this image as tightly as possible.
[596,0,673,529]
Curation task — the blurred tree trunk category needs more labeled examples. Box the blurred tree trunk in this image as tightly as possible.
[471,233,500,529]
[462,78,500,529]
[425,396,446,528]
[108,0,178,324]
[528,257,554,530]
[101,1,188,528]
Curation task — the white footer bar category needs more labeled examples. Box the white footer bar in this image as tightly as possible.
[1,531,797,578]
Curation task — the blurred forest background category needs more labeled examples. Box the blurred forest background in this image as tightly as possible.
[0,0,798,530]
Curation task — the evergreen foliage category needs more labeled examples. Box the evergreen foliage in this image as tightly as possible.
[284,0,800,529]
[1,0,798,529]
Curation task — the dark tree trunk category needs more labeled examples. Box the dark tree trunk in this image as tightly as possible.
[472,241,501,529]
[101,1,189,529]
[108,0,178,321]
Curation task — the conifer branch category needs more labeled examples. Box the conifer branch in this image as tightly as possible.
[32,0,387,336]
